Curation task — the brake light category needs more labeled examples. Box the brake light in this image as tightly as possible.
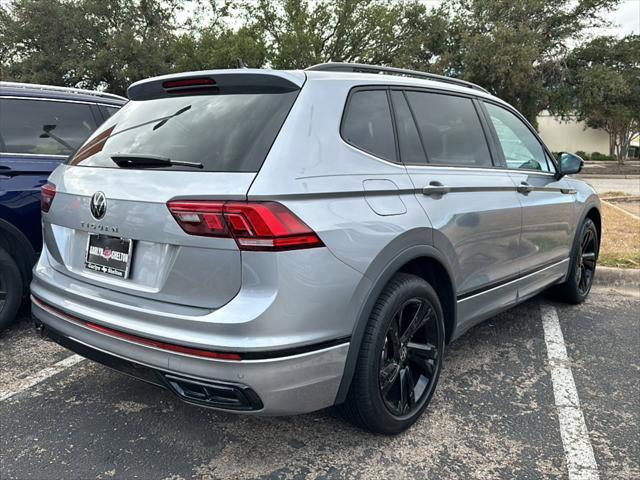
[167,201,324,251]
[41,183,56,213]
[162,78,216,89]
[162,78,218,95]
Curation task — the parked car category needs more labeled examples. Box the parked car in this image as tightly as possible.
[0,82,126,330]
[30,64,599,434]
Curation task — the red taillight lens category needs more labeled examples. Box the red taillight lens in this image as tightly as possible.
[41,183,56,213]
[167,201,324,251]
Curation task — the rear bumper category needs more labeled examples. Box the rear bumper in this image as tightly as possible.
[32,297,349,415]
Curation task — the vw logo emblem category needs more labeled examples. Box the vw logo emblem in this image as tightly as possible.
[90,192,107,220]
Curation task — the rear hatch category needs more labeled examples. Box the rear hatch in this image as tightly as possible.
[42,70,303,309]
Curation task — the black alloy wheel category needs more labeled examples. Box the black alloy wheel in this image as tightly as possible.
[379,298,442,418]
[576,223,597,296]
[340,273,445,434]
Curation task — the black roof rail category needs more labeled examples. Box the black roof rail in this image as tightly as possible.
[305,62,489,94]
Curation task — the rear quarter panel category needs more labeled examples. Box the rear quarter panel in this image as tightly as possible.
[248,77,434,277]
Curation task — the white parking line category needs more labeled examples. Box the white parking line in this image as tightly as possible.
[0,354,85,402]
[541,304,600,480]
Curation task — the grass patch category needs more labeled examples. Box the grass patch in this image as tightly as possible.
[599,202,640,268]
[601,191,631,198]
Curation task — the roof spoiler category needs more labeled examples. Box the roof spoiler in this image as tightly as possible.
[127,69,305,101]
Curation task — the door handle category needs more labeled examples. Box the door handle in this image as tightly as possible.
[516,182,534,194]
[422,181,450,196]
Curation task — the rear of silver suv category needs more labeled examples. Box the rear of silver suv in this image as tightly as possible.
[32,65,600,434]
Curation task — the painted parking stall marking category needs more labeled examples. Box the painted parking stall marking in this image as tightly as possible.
[0,354,84,402]
[541,304,600,480]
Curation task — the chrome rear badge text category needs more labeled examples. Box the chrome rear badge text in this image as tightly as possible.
[81,221,119,234]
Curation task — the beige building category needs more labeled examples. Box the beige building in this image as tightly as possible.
[537,111,611,154]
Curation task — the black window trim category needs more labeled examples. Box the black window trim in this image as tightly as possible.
[479,99,559,175]
[340,83,559,175]
[340,85,401,164]
[0,95,100,159]
[390,86,498,169]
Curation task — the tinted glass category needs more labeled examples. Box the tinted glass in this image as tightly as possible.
[484,102,550,172]
[405,91,492,167]
[0,98,96,156]
[70,91,298,172]
[104,106,120,119]
[391,90,426,164]
[342,90,396,161]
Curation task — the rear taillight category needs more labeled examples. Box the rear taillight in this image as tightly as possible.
[41,183,56,213]
[167,201,324,251]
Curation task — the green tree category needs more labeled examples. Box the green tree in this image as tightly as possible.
[0,0,183,96]
[171,1,267,71]
[426,0,620,125]
[565,35,640,164]
[242,0,422,68]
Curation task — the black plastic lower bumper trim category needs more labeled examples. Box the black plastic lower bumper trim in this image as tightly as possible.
[36,319,263,411]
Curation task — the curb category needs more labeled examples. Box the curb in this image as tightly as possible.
[577,174,640,179]
[601,200,640,221]
[595,266,640,289]
[601,195,640,202]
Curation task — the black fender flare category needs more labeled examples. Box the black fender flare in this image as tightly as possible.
[334,235,457,404]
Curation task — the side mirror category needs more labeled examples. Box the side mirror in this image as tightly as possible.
[557,152,584,177]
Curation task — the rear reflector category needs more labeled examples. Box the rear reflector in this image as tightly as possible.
[31,296,242,361]
[41,183,56,213]
[167,201,324,251]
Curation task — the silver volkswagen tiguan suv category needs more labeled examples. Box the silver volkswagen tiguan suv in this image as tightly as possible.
[31,63,600,434]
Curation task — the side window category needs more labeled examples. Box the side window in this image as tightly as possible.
[342,89,396,162]
[484,102,551,172]
[390,90,426,164]
[103,105,121,119]
[404,91,492,167]
[0,98,97,156]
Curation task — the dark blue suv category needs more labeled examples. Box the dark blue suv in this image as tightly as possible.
[0,82,126,330]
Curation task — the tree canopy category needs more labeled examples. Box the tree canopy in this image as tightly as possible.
[563,35,640,162]
[1,0,637,159]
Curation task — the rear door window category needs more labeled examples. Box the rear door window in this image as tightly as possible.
[341,89,396,162]
[0,98,97,156]
[404,91,493,167]
[70,91,299,172]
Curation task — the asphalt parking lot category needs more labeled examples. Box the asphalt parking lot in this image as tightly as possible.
[1,285,638,480]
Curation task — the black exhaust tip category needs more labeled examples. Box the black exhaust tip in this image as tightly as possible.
[164,374,263,411]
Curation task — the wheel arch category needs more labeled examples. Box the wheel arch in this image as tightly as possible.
[584,206,602,249]
[334,239,457,405]
[0,218,37,292]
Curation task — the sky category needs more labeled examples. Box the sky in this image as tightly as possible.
[596,0,640,36]
[419,0,640,36]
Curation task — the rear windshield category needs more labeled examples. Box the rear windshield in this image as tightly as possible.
[69,91,298,172]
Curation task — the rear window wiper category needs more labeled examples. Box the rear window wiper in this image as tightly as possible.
[110,154,203,169]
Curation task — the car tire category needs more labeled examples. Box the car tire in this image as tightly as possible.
[551,218,599,304]
[339,273,445,435]
[0,246,23,331]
